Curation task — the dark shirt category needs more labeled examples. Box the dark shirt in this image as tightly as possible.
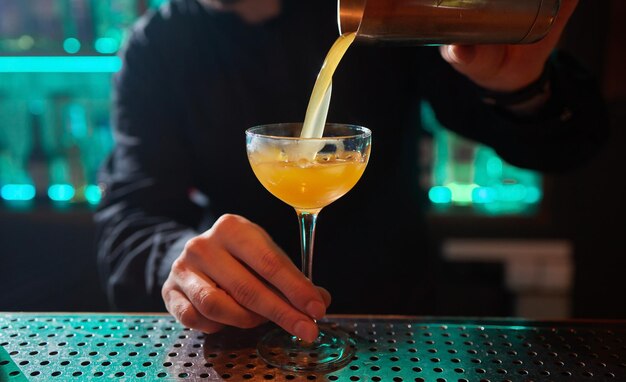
[95,0,608,314]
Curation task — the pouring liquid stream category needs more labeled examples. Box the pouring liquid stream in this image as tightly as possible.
[300,32,356,140]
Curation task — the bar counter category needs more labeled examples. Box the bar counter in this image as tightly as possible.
[1,313,625,381]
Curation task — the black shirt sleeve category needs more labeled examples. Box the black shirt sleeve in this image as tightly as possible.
[95,6,203,311]
[420,48,609,173]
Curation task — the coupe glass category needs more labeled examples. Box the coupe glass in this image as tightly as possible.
[245,123,372,372]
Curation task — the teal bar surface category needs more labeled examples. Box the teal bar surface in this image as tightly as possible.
[1,313,625,381]
[0,344,29,382]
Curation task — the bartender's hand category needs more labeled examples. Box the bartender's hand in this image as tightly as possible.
[440,0,578,92]
[161,214,330,342]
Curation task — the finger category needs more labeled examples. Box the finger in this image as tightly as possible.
[198,249,320,342]
[186,242,319,342]
[316,286,332,308]
[163,287,225,334]
[212,214,327,319]
[174,268,267,329]
[441,44,507,79]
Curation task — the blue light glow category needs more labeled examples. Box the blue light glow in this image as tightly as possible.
[472,187,497,204]
[498,184,527,202]
[1,184,36,201]
[524,186,542,203]
[507,325,530,330]
[63,38,81,54]
[0,57,122,73]
[85,185,102,205]
[429,186,452,204]
[94,38,119,54]
[68,103,88,138]
[486,157,503,177]
[48,184,75,202]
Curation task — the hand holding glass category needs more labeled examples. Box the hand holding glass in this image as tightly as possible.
[246,123,371,372]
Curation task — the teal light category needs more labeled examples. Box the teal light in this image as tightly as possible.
[1,184,36,201]
[85,185,102,205]
[472,187,497,204]
[429,186,452,204]
[507,325,530,331]
[524,186,542,203]
[48,184,75,202]
[498,184,527,202]
[63,38,81,54]
[150,0,169,8]
[68,103,88,138]
[94,37,119,54]
[0,57,122,73]
[486,157,503,177]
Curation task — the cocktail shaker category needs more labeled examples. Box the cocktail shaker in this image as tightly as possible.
[338,0,561,45]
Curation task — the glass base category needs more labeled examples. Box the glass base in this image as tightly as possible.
[257,324,356,372]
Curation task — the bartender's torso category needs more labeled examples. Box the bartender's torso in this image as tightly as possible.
[155,0,435,314]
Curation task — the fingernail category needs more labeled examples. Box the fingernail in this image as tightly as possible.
[305,301,326,319]
[294,320,318,343]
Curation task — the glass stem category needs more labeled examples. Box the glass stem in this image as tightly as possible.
[296,209,320,282]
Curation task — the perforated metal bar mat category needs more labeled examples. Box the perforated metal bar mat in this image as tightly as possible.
[1,314,625,381]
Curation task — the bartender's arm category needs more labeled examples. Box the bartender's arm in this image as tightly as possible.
[425,0,608,172]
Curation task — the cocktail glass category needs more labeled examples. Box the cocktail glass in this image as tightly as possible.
[245,123,372,372]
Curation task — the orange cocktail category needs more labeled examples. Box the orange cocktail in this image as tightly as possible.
[248,151,367,211]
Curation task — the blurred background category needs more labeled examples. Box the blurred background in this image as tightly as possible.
[0,0,624,318]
